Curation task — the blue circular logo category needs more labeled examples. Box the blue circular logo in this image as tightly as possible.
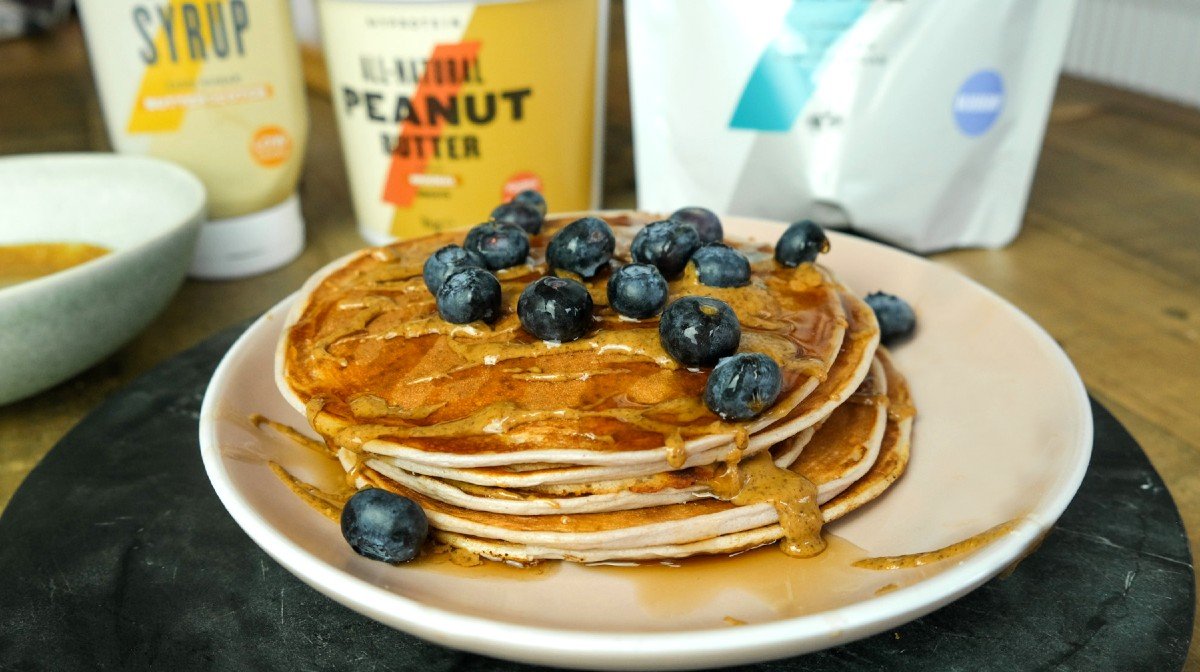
[953,70,1004,137]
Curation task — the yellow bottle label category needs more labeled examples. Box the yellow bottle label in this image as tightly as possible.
[319,0,604,242]
[126,0,259,133]
[79,0,307,219]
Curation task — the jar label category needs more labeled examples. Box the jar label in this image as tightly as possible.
[320,0,604,241]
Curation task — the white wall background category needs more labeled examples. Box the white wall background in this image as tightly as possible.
[1062,0,1200,107]
[290,0,320,46]
[289,0,1200,108]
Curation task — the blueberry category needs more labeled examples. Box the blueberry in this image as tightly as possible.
[340,488,429,563]
[464,221,530,270]
[864,292,916,344]
[607,263,668,319]
[518,276,594,342]
[670,206,723,244]
[704,353,783,421]
[547,217,615,279]
[690,243,750,288]
[658,296,740,367]
[512,189,548,217]
[436,267,501,324]
[775,220,830,267]
[490,202,543,235]
[423,244,486,295]
[631,219,702,279]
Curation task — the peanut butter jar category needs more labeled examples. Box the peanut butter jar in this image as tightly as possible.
[318,0,607,243]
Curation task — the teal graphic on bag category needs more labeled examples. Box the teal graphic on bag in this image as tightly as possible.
[729,0,870,132]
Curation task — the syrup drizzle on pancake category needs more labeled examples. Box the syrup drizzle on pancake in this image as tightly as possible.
[283,215,845,458]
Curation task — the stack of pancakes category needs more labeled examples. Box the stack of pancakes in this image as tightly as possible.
[276,212,914,563]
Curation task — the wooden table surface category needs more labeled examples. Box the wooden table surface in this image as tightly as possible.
[2,20,1197,670]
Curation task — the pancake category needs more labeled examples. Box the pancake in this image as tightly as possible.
[821,348,914,523]
[360,425,818,517]
[361,288,877,490]
[354,353,904,563]
[278,212,849,469]
[272,211,915,564]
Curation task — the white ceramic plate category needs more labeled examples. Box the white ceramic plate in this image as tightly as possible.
[199,217,1092,670]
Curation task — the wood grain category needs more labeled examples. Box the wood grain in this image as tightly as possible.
[938,78,1200,670]
[0,20,1195,671]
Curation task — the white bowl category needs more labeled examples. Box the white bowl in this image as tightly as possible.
[0,153,205,405]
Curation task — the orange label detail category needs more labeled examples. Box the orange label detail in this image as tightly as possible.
[502,172,543,201]
[381,40,483,208]
[250,125,293,167]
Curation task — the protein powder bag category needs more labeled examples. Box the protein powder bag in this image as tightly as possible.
[626,0,1077,252]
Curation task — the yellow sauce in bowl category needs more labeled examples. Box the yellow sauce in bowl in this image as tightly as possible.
[0,242,110,290]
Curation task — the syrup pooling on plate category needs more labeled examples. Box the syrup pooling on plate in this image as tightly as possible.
[585,536,923,621]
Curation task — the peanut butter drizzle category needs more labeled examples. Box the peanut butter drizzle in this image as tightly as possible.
[284,217,846,455]
[733,427,749,451]
[665,431,687,469]
[877,347,916,423]
[0,242,110,289]
[254,415,357,521]
[853,519,1020,570]
[267,462,348,522]
[251,414,329,454]
[446,327,681,369]
[334,398,736,455]
[348,394,444,420]
[508,368,630,382]
[710,452,827,558]
[305,397,327,427]
[887,401,916,423]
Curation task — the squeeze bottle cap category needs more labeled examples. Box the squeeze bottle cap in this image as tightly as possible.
[189,194,305,280]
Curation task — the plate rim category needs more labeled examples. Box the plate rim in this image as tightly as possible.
[199,219,1093,670]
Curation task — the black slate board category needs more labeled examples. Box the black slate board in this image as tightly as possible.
[0,322,1193,672]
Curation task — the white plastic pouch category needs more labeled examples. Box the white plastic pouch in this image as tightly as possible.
[626,0,1077,252]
